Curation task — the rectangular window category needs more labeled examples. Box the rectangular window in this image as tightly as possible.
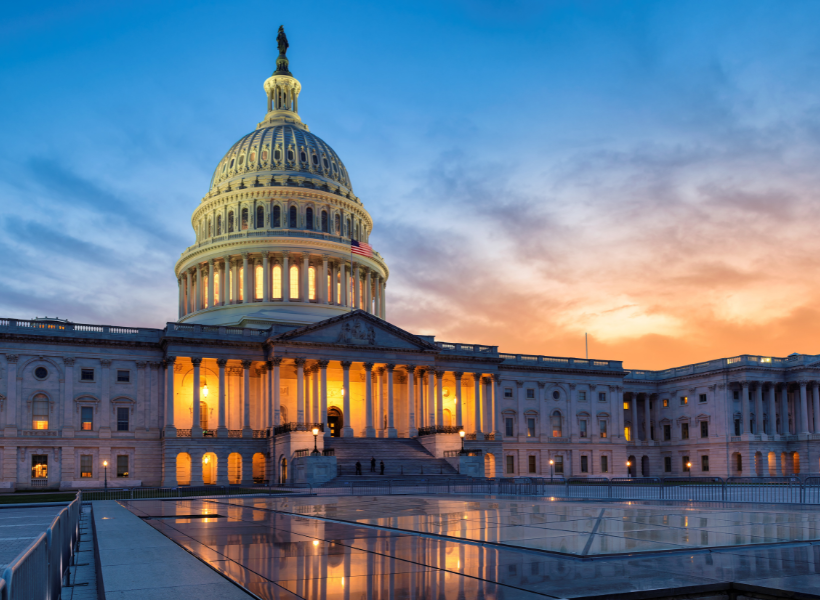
[214,271,220,304]
[31,455,47,479]
[554,455,564,474]
[624,425,631,442]
[504,388,513,398]
[80,369,94,381]
[680,396,688,405]
[623,400,630,410]
[578,391,587,402]
[117,455,129,478]
[579,420,588,438]
[700,421,708,438]
[505,418,514,437]
[528,456,536,473]
[290,265,299,299]
[683,456,690,472]
[308,266,316,300]
[239,266,244,301]
[255,264,263,300]
[527,418,535,437]
[80,455,92,478]
[681,423,689,440]
[663,398,669,408]
[599,392,607,402]
[117,407,129,432]
[699,393,707,403]
[663,424,671,441]
[580,455,589,473]
[599,420,607,438]
[733,390,740,400]
[664,456,672,472]
[601,455,609,473]
[734,419,741,436]
[701,455,709,472]
[272,265,282,299]
[117,370,130,383]
[526,389,535,399]
[81,407,93,431]
[506,455,515,474]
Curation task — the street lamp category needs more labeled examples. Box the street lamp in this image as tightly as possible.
[103,460,108,491]
[687,461,692,480]
[459,429,466,455]
[626,460,631,479]
[549,459,554,482]
[312,427,320,455]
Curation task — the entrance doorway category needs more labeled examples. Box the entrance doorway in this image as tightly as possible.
[328,407,343,437]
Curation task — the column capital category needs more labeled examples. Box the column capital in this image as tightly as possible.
[190,357,203,366]
[294,357,306,367]
[740,380,750,388]
[216,358,228,367]
[363,362,374,372]
[453,371,463,378]
[798,380,809,387]
[385,364,395,372]
[340,360,352,369]
[241,251,249,258]
[482,376,493,385]
[515,380,523,388]
[63,357,76,367]
[241,359,252,369]
[318,360,330,369]
[472,372,481,382]
[435,370,444,379]
[270,357,283,366]
[537,381,546,389]
[136,361,147,369]
[164,356,177,366]
[208,258,214,266]
[376,366,385,375]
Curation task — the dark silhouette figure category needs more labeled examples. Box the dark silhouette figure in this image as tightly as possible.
[370,457,376,472]
[355,461,362,475]
[380,461,385,475]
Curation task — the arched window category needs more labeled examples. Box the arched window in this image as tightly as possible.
[289,206,297,228]
[274,148,281,161]
[287,148,294,161]
[289,265,299,299]
[300,150,307,163]
[321,210,329,232]
[214,271,220,304]
[255,263,263,300]
[208,219,212,237]
[273,205,281,227]
[228,211,234,233]
[256,206,264,228]
[312,153,319,166]
[241,208,249,230]
[308,266,316,300]
[238,266,244,301]
[355,223,360,240]
[336,271,341,303]
[305,207,314,230]
[216,215,222,235]
[334,214,341,234]
[272,264,282,299]
[327,272,332,302]
[32,394,49,430]
[551,411,562,437]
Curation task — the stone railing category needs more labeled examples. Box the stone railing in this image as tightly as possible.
[228,430,243,438]
[0,318,160,337]
[168,323,268,337]
[499,354,622,370]
[417,426,462,437]
[177,429,192,438]
[626,353,817,381]
[273,422,325,436]
[436,342,498,355]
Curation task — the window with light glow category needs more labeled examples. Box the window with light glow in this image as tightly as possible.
[337,272,341,302]
[203,275,208,307]
[239,267,244,301]
[81,407,93,431]
[229,267,233,302]
[327,273,332,302]
[80,455,92,478]
[117,455,129,478]
[309,266,316,300]
[31,455,47,479]
[255,264,263,299]
[290,265,299,299]
[214,271,220,304]
[32,395,48,430]
[272,265,282,299]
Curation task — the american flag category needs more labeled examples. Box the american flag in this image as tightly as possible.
[351,240,373,258]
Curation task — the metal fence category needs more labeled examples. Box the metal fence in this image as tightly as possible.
[81,485,279,502]
[1,491,81,600]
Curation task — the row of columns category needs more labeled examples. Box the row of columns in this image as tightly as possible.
[178,253,386,319]
[737,381,820,436]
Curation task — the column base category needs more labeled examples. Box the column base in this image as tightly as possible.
[191,427,203,439]
[365,427,376,438]
[409,428,418,438]
[242,427,253,439]
[341,427,354,438]
[387,428,397,438]
[164,426,177,438]
[216,427,228,438]
[475,432,485,441]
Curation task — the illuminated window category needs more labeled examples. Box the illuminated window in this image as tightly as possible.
[255,264,263,299]
[262,148,269,161]
[290,265,299,299]
[623,400,630,410]
[289,206,297,228]
[327,273,332,302]
[249,150,256,163]
[80,455,92,478]
[309,266,316,300]
[31,455,47,479]
[241,208,249,230]
[527,418,535,437]
[256,206,264,228]
[272,264,282,299]
[273,205,281,227]
[81,407,93,431]
[306,207,314,230]
[238,267,244,301]
[680,396,688,405]
[32,395,48,430]
[336,272,341,302]
[214,271,220,304]
[228,211,234,233]
[551,411,562,437]
[683,456,690,472]
[117,455,129,478]
[202,275,208,307]
[359,280,364,308]
[624,425,631,441]
[663,398,669,407]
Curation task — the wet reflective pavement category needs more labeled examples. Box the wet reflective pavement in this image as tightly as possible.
[122,495,820,598]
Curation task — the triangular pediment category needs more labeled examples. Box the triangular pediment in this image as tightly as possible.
[268,310,439,352]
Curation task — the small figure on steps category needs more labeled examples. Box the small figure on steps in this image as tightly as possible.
[355,461,362,475]
[370,457,376,473]
[380,461,385,475]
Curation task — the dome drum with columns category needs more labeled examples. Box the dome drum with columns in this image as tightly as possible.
[176,37,388,329]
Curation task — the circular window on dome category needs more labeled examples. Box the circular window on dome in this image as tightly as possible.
[552,390,560,400]
[34,367,48,380]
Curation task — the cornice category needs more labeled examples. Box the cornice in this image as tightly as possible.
[434,353,504,366]
[498,363,626,378]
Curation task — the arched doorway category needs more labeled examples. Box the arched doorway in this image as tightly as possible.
[252,453,266,484]
[202,452,217,485]
[628,455,636,477]
[641,455,650,477]
[176,453,191,486]
[443,409,452,427]
[228,453,242,484]
[793,452,801,474]
[484,453,496,478]
[279,456,288,484]
[768,452,777,476]
[327,407,343,437]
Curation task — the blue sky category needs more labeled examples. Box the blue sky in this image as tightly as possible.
[4,1,820,368]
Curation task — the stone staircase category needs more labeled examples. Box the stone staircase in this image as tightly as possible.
[320,437,471,486]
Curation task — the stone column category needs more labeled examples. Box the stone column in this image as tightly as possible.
[341,361,353,437]
[484,376,494,437]
[353,263,361,309]
[312,365,320,423]
[781,385,790,435]
[813,384,820,433]
[100,359,111,436]
[177,278,183,318]
[364,363,375,437]
[282,252,290,302]
[386,364,397,437]
[493,375,501,437]
[454,372,463,428]
[208,260,215,308]
[754,384,764,435]
[230,259,238,304]
[295,358,306,422]
[319,360,329,437]
[416,369,426,428]
[767,384,776,436]
[435,371,444,428]
[473,373,483,438]
[242,360,252,437]
[740,382,749,435]
[341,263,349,307]
[407,366,417,437]
[365,270,372,313]
[428,369,437,427]
[263,253,270,302]
[799,381,810,434]
[321,255,329,304]
[186,271,192,313]
[191,358,202,438]
[165,356,176,436]
[216,359,227,437]
[272,358,282,426]
[240,253,249,304]
[220,257,228,306]
[302,254,310,301]
[63,358,75,435]
[380,279,386,319]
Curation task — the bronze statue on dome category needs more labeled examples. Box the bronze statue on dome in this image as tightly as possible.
[274,25,292,76]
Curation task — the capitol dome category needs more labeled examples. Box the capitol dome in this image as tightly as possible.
[209,124,354,196]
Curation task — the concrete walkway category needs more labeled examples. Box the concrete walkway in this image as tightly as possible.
[93,501,253,599]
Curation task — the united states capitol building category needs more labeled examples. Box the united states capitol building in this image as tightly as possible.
[1,34,819,491]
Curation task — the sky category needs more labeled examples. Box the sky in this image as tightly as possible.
[3,1,820,370]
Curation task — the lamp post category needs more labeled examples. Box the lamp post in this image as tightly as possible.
[687,461,692,480]
[549,459,554,482]
[312,427,320,455]
[103,460,108,491]
[626,460,631,479]
[459,429,466,455]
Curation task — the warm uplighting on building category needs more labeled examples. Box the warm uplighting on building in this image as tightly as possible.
[290,265,299,299]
